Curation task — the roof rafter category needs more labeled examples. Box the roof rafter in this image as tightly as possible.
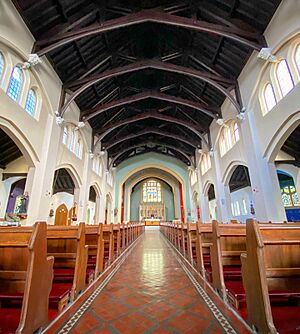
[109,141,193,168]
[102,127,198,151]
[81,90,220,121]
[60,59,239,115]
[93,111,209,150]
[33,8,265,56]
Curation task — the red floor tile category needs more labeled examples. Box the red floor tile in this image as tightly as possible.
[49,229,250,334]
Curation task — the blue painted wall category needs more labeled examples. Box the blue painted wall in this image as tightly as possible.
[114,152,191,222]
[129,181,175,221]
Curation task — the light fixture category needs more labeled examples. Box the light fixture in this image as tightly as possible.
[216,118,224,126]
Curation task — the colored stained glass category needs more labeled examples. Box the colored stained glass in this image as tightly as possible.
[292,193,300,206]
[143,180,162,203]
[7,66,23,102]
[282,193,292,207]
[25,89,37,116]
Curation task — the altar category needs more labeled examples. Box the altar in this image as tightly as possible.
[144,218,161,226]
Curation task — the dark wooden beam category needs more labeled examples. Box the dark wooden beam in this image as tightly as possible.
[33,9,265,56]
[109,142,193,168]
[102,127,198,150]
[93,111,210,150]
[81,90,219,121]
[61,59,239,115]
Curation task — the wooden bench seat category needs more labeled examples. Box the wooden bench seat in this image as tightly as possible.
[211,220,246,308]
[195,222,212,278]
[102,223,114,268]
[241,219,300,334]
[0,222,53,334]
[85,224,104,280]
[47,223,88,304]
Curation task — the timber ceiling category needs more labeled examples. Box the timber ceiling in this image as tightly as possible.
[13,0,281,165]
[0,129,22,168]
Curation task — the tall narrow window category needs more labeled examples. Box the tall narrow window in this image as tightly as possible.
[233,122,240,143]
[143,180,162,203]
[295,44,300,74]
[0,52,4,80]
[264,83,277,112]
[75,139,82,158]
[7,66,23,102]
[25,89,37,116]
[62,126,68,145]
[276,59,294,97]
[69,128,75,151]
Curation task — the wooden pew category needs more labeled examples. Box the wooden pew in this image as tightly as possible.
[241,219,300,334]
[195,221,212,278]
[0,222,53,334]
[186,223,197,266]
[102,223,114,268]
[47,223,88,305]
[113,223,121,259]
[85,224,104,280]
[211,220,246,308]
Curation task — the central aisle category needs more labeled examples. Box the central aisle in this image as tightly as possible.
[62,228,249,334]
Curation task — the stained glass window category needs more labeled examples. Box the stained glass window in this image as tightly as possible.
[281,185,300,207]
[264,83,277,112]
[143,180,162,203]
[295,44,300,74]
[7,66,23,102]
[0,52,4,80]
[276,59,294,97]
[25,89,37,116]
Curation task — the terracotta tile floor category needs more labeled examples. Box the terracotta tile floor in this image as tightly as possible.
[63,228,250,333]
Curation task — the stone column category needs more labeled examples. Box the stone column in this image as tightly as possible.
[240,112,286,221]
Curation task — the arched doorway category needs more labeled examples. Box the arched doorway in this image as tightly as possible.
[228,165,254,222]
[274,125,300,222]
[207,184,217,220]
[51,168,77,225]
[0,128,31,223]
[55,204,68,225]
[87,186,97,224]
[105,193,112,224]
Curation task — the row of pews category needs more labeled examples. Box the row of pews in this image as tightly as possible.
[160,220,300,334]
[0,221,144,334]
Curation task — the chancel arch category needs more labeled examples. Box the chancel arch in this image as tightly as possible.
[125,171,179,224]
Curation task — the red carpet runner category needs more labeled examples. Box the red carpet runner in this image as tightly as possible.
[54,228,250,334]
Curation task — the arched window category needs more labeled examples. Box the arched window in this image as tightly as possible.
[0,52,4,81]
[69,128,75,151]
[232,122,240,143]
[62,126,68,145]
[200,153,211,175]
[264,83,277,112]
[143,180,162,203]
[276,59,294,97]
[7,66,24,102]
[25,89,37,116]
[219,131,226,157]
[219,122,239,157]
[75,138,82,158]
[295,44,300,74]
